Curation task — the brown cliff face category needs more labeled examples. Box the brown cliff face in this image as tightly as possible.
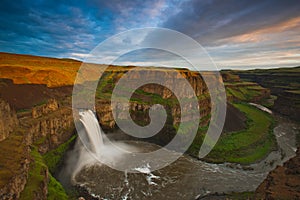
[95,68,212,129]
[0,97,74,199]
[0,99,19,141]
[255,148,300,199]
[32,99,59,119]
[0,129,30,200]
[234,67,300,121]
[0,78,73,111]
[0,100,29,200]
[96,98,211,130]
[21,99,74,154]
[93,68,213,151]
[273,91,300,122]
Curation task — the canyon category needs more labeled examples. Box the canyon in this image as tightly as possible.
[234,67,300,122]
[0,53,299,199]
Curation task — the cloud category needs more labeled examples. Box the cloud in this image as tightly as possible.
[159,0,300,68]
[0,0,102,57]
[0,0,299,68]
[163,0,300,43]
[216,16,300,44]
[0,0,181,59]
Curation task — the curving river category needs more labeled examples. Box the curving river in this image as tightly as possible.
[59,105,299,200]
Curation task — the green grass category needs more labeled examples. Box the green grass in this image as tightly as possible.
[16,108,31,113]
[47,173,68,200]
[187,128,207,157]
[226,84,265,102]
[20,146,48,200]
[20,146,69,200]
[261,95,277,108]
[227,87,246,100]
[43,134,77,173]
[20,134,75,200]
[205,103,276,164]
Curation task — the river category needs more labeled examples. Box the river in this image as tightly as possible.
[60,105,299,200]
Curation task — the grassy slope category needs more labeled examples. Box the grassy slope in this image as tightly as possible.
[0,52,127,87]
[0,52,80,87]
[20,146,47,200]
[234,67,300,100]
[225,82,267,102]
[44,134,77,174]
[19,146,68,200]
[47,173,68,200]
[0,130,28,189]
[206,103,276,164]
[19,133,76,200]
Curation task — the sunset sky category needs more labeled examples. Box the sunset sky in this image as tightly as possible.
[0,0,299,69]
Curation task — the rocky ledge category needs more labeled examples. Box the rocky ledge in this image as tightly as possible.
[0,99,18,141]
[255,148,300,199]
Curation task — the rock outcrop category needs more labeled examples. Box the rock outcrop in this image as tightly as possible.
[234,67,300,121]
[273,91,300,122]
[32,99,59,119]
[0,100,29,200]
[21,99,74,154]
[0,97,74,199]
[95,68,212,129]
[0,152,30,200]
[255,148,300,199]
[0,99,18,141]
[0,129,30,200]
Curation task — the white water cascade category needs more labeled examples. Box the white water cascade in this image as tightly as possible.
[74,109,138,176]
[79,110,103,155]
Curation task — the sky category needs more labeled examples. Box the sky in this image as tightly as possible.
[0,0,299,69]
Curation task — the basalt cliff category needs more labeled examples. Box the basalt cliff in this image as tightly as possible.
[234,67,300,121]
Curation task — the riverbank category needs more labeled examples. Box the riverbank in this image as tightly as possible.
[205,103,276,164]
[70,113,298,200]
[198,114,299,199]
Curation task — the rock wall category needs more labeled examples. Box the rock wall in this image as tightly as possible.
[255,148,300,199]
[31,99,59,119]
[0,99,74,200]
[96,98,211,130]
[0,100,29,200]
[22,99,74,154]
[225,82,270,103]
[0,151,30,200]
[95,68,212,129]
[273,91,300,122]
[0,99,19,141]
[234,68,300,121]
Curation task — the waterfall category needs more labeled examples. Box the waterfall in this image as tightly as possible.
[67,109,140,180]
[79,110,103,155]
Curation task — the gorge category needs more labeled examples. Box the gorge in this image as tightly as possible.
[0,53,299,199]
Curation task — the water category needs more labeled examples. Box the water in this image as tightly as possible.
[249,103,272,114]
[79,110,103,155]
[70,110,141,179]
[60,108,298,200]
